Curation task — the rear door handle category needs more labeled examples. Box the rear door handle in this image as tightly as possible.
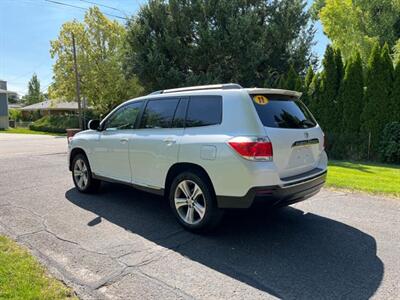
[163,137,176,144]
[120,138,128,144]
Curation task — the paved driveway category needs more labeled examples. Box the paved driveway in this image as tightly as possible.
[0,133,399,299]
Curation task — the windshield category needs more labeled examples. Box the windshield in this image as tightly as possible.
[250,95,317,129]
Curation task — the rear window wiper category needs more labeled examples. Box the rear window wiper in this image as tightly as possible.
[300,120,315,128]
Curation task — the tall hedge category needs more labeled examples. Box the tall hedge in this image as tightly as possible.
[302,66,315,106]
[301,43,399,162]
[391,61,400,123]
[321,47,343,129]
[279,65,304,92]
[340,52,364,159]
[334,48,344,130]
[308,72,322,117]
[318,46,344,155]
[362,43,394,158]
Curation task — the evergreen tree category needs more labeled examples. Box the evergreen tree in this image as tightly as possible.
[335,48,344,85]
[319,46,340,129]
[278,75,287,89]
[305,66,314,90]
[380,44,394,123]
[341,52,364,159]
[334,48,345,130]
[362,42,394,158]
[391,61,400,122]
[295,77,304,93]
[308,72,322,119]
[22,74,44,105]
[284,65,300,91]
[302,66,315,105]
[319,46,344,155]
[125,0,316,92]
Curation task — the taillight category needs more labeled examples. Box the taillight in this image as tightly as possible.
[323,134,327,150]
[228,136,273,161]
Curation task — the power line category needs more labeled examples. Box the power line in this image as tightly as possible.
[44,0,128,20]
[77,0,128,15]
[6,61,49,82]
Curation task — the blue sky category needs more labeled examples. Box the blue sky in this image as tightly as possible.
[0,0,329,96]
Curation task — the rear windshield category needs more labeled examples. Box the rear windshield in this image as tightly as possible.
[250,94,317,129]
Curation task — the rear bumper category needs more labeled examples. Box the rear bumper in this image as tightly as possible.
[216,170,327,208]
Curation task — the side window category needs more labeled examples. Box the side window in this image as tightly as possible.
[140,98,180,129]
[105,101,143,130]
[186,96,222,127]
[172,98,188,128]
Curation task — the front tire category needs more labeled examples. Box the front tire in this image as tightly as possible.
[169,171,223,232]
[72,153,101,193]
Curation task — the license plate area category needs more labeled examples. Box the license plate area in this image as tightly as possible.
[288,146,315,168]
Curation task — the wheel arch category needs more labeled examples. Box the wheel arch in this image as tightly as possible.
[164,162,216,198]
[69,147,88,171]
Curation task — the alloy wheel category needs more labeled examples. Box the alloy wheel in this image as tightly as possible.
[174,180,206,225]
[73,158,88,190]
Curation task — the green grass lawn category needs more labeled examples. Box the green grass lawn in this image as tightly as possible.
[327,160,400,198]
[0,127,65,136]
[0,235,77,299]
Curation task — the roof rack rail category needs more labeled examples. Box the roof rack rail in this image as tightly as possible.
[149,83,242,95]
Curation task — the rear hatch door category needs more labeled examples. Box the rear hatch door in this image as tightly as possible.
[250,93,324,179]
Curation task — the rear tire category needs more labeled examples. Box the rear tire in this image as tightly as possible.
[169,171,223,233]
[72,153,101,193]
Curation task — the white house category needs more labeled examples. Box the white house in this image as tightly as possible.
[0,80,9,129]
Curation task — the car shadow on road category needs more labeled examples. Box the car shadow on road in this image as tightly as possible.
[65,183,383,299]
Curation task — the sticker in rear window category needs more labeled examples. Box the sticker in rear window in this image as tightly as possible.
[253,95,269,105]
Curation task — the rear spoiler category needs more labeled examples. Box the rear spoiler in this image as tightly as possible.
[246,88,302,99]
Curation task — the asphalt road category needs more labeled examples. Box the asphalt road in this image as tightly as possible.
[0,133,399,300]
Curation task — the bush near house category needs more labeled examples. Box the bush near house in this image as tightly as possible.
[21,110,43,122]
[8,108,22,122]
[29,115,79,133]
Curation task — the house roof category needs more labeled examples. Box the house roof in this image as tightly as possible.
[0,89,18,95]
[20,100,80,111]
[9,104,23,109]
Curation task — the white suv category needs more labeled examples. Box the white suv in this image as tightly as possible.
[68,84,327,231]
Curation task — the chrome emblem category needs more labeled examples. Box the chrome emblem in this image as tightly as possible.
[304,132,309,139]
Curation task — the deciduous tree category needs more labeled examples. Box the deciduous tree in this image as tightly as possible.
[50,7,143,115]
[314,0,400,62]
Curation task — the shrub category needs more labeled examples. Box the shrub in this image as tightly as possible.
[379,122,400,163]
[29,115,79,133]
[8,109,22,121]
[19,110,42,122]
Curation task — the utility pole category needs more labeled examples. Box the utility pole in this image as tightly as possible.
[72,32,83,129]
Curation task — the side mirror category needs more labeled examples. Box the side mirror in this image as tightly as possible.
[88,119,101,131]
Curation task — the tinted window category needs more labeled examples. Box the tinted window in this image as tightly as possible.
[251,95,316,129]
[172,99,188,128]
[186,96,222,127]
[105,101,143,130]
[140,98,179,129]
